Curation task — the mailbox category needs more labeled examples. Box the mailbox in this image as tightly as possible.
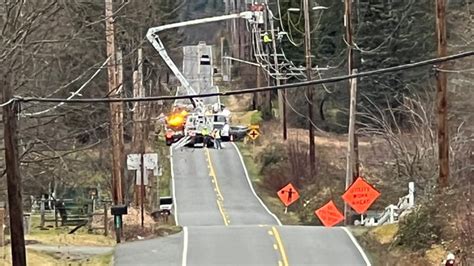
[111,205,128,216]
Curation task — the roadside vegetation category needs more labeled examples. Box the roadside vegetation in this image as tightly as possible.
[228,4,473,262]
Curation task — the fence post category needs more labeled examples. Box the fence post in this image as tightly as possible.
[54,202,58,228]
[104,203,108,237]
[40,197,45,228]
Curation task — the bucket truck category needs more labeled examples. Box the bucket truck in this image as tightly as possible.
[146,11,260,148]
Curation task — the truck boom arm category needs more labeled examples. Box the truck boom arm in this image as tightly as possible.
[146,12,255,107]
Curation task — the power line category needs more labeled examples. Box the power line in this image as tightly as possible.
[21,57,111,117]
[12,50,474,105]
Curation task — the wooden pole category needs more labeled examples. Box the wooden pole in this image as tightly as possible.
[105,0,123,204]
[256,66,262,110]
[282,79,288,141]
[268,11,286,140]
[116,49,124,203]
[3,96,26,266]
[303,0,316,176]
[345,0,360,179]
[140,151,145,228]
[345,70,357,225]
[137,48,146,228]
[0,207,4,247]
[435,0,449,187]
[104,203,108,236]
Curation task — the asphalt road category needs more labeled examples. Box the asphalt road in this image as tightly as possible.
[115,144,371,265]
[115,42,371,265]
[176,43,218,107]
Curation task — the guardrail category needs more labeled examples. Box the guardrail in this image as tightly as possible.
[355,182,415,226]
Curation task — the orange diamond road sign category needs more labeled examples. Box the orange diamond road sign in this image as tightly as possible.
[314,200,344,227]
[342,177,381,214]
[277,183,300,207]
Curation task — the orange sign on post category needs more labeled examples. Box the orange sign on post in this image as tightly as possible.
[277,183,300,207]
[314,200,344,227]
[342,177,381,214]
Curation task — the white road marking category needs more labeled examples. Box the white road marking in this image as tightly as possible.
[170,146,179,226]
[181,226,188,266]
[231,142,282,226]
[341,227,372,266]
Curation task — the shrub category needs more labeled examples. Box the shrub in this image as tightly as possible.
[394,203,441,250]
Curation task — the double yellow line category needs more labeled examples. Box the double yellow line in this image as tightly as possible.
[268,226,289,266]
[204,148,230,226]
[205,148,289,265]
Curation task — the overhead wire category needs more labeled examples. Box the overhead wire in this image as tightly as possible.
[20,56,111,117]
[12,51,473,105]
[276,0,301,47]
[352,0,415,54]
[0,98,16,107]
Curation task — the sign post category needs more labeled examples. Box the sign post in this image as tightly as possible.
[110,205,128,243]
[127,153,159,228]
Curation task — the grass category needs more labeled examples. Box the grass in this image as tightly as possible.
[2,248,59,265]
[25,215,115,247]
[86,252,113,265]
[3,215,115,265]
[2,246,114,265]
[155,136,172,197]
[235,142,300,225]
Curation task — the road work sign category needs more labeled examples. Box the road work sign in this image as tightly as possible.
[342,177,381,214]
[277,183,300,207]
[314,200,344,227]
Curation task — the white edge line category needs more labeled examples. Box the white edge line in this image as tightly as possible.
[181,226,188,266]
[170,146,179,226]
[341,227,372,266]
[231,142,282,226]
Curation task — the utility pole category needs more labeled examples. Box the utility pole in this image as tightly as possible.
[344,70,357,225]
[303,0,316,175]
[140,141,145,228]
[105,0,124,204]
[138,48,146,227]
[435,0,449,187]
[267,6,287,140]
[3,95,26,266]
[345,0,360,179]
[132,48,147,226]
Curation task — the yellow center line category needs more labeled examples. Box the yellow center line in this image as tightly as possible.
[272,226,289,266]
[205,148,224,201]
[216,200,229,226]
[204,148,229,226]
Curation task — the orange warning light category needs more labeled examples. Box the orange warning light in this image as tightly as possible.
[167,110,188,127]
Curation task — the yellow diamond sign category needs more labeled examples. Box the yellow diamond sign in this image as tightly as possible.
[247,128,260,140]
